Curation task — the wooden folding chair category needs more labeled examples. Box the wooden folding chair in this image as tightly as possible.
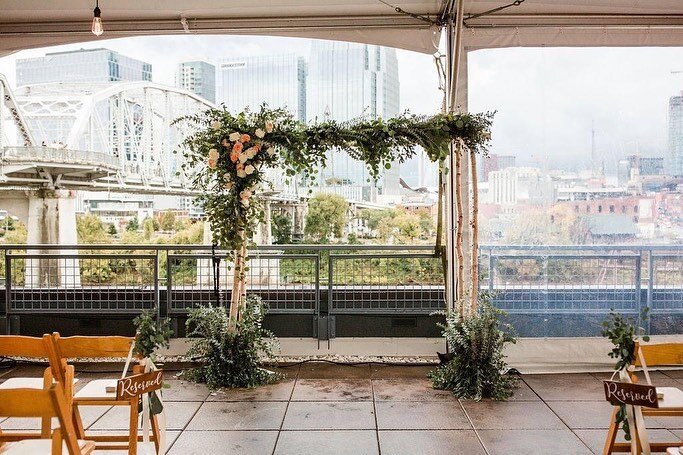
[0,335,76,441]
[603,342,683,454]
[49,334,161,454]
[0,384,95,454]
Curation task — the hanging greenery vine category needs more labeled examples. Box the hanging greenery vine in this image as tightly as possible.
[176,105,493,328]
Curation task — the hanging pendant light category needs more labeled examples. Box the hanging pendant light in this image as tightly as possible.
[92,0,104,36]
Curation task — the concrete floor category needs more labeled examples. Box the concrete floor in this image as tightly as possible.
[1,363,682,454]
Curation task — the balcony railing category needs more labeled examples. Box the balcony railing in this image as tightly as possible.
[0,244,681,337]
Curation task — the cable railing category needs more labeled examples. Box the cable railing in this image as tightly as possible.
[0,244,681,336]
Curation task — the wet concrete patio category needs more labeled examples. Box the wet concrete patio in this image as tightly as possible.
[1,363,682,454]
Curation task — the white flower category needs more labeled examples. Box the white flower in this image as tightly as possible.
[237,169,247,178]
[208,148,219,160]
[245,164,255,175]
[239,153,249,164]
[210,120,221,130]
[255,128,265,139]
[266,146,276,157]
[246,147,257,159]
[229,132,241,142]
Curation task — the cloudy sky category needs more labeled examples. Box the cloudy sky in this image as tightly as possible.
[1,36,682,175]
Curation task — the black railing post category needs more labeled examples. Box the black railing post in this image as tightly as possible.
[153,251,160,320]
[2,253,10,333]
[165,253,172,318]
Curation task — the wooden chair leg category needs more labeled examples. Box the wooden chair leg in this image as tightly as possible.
[603,406,619,455]
[128,400,138,455]
[72,404,86,439]
[151,413,161,454]
[42,367,54,438]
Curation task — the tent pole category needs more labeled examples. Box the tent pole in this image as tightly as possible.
[444,0,466,314]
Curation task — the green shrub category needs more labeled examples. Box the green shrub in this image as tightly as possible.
[183,295,281,389]
[133,309,173,359]
[429,301,518,400]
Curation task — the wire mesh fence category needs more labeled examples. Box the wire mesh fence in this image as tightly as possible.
[166,253,319,314]
[328,253,445,314]
[6,253,157,313]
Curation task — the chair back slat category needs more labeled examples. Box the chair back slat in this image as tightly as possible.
[0,335,50,358]
[53,335,135,359]
[635,343,683,367]
[0,388,54,418]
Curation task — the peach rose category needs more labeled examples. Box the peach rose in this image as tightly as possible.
[255,128,265,139]
[208,148,219,160]
[240,134,251,143]
[233,142,244,153]
[207,158,217,169]
[265,121,274,133]
[230,150,239,163]
[229,132,241,142]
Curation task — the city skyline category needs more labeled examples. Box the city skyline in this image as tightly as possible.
[4,38,683,176]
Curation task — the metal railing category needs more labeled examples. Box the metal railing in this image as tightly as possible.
[0,244,682,336]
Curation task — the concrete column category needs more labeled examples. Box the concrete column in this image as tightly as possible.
[293,202,306,241]
[17,190,81,287]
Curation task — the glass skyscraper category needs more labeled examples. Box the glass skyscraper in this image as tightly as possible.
[218,54,307,122]
[16,48,152,85]
[667,94,683,177]
[307,41,401,200]
[176,61,216,104]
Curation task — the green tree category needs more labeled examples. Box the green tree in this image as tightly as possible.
[126,217,139,232]
[272,212,293,244]
[107,224,117,236]
[157,211,176,231]
[304,193,348,242]
[76,214,108,244]
[142,217,156,240]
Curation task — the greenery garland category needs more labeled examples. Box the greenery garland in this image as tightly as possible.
[177,105,493,254]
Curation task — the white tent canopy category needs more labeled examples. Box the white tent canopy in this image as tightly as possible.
[4,0,683,58]
[0,0,444,56]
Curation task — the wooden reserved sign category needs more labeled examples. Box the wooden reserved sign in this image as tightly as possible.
[603,380,659,408]
[116,370,164,400]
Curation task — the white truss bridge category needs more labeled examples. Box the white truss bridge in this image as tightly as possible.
[0,74,301,199]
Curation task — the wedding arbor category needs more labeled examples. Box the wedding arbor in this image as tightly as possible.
[3,0,683,314]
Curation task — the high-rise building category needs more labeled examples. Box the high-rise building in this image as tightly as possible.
[481,154,516,182]
[176,61,216,103]
[667,94,683,176]
[16,48,152,85]
[218,54,307,122]
[307,41,400,201]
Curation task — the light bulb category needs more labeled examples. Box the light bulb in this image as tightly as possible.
[92,6,103,36]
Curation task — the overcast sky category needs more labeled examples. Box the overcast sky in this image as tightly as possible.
[2,36,682,175]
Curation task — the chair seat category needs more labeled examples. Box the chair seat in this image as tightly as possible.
[0,438,94,454]
[74,378,118,400]
[0,377,79,390]
[656,387,683,410]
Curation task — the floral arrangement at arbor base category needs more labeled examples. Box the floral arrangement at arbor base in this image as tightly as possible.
[183,295,281,389]
[429,299,518,401]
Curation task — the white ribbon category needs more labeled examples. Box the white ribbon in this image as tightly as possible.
[120,345,166,455]
[613,367,651,455]
[141,357,167,455]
